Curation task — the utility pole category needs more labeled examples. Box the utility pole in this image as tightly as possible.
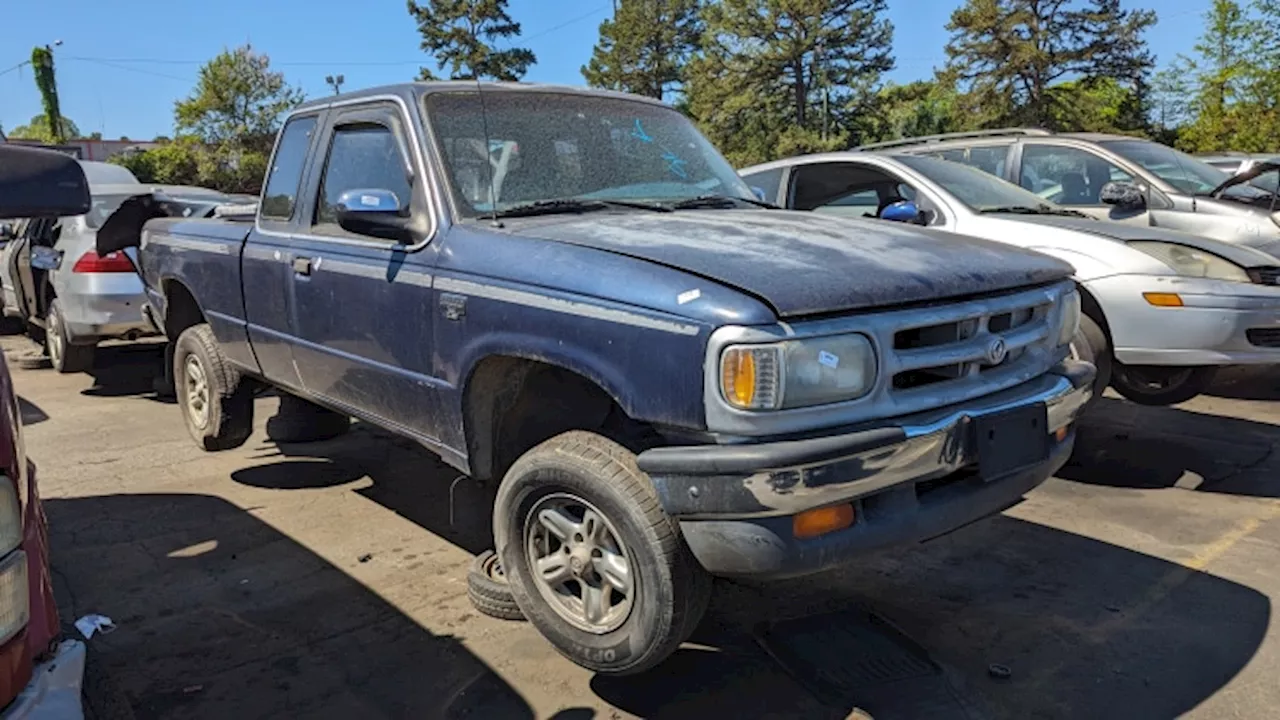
[325,74,345,96]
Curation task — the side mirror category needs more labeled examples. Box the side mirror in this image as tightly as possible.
[0,145,91,219]
[1100,181,1145,209]
[750,186,767,202]
[335,189,411,241]
[879,200,925,225]
[30,246,62,271]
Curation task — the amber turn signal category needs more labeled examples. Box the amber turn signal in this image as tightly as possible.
[1142,292,1183,307]
[1055,424,1070,443]
[793,504,855,539]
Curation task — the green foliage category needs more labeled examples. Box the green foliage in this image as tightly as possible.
[1163,0,1280,152]
[109,138,270,195]
[863,80,962,143]
[1045,78,1148,136]
[7,114,80,144]
[582,0,703,99]
[30,46,65,144]
[174,45,303,155]
[407,0,536,81]
[943,0,1156,130]
[685,0,893,166]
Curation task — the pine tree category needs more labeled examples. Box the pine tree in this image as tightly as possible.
[582,0,703,99]
[943,0,1156,129]
[407,0,536,81]
[684,0,893,167]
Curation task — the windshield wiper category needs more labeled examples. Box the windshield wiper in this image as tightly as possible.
[978,203,1086,217]
[668,194,778,210]
[491,198,671,219]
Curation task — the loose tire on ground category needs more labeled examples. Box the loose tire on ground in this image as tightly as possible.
[1111,364,1218,406]
[45,299,95,374]
[467,550,524,621]
[265,394,350,443]
[1068,314,1112,411]
[493,431,712,675]
[174,323,254,451]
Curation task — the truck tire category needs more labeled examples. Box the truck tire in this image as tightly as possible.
[266,395,350,443]
[45,299,95,374]
[174,323,254,450]
[1111,364,1217,406]
[467,550,524,621]
[493,431,711,675]
[1067,314,1111,411]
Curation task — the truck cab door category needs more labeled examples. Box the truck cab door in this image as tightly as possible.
[243,113,323,390]
[286,101,444,441]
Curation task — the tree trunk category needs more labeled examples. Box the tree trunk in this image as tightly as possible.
[793,59,807,126]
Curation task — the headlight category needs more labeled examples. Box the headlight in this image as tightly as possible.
[720,333,876,410]
[1129,241,1251,282]
[1058,289,1081,347]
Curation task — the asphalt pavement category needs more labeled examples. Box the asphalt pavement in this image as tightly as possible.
[8,335,1280,719]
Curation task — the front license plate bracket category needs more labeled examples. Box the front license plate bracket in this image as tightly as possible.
[974,403,1050,480]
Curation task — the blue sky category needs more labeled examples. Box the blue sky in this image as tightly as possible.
[1,0,1207,140]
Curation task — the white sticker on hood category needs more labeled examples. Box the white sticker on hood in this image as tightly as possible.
[818,351,839,369]
[677,289,701,305]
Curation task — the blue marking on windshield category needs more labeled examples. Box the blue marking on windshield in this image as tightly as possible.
[662,151,689,179]
[631,119,653,143]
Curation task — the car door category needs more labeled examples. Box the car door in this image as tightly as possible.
[1017,143,1151,226]
[243,112,323,390]
[784,161,949,227]
[287,100,445,441]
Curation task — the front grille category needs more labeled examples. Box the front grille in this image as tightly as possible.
[1247,328,1280,347]
[889,300,1053,392]
[1249,267,1280,286]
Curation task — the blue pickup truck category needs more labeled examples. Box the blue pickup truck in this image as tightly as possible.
[100,82,1094,674]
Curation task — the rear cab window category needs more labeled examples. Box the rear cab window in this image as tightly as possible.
[260,115,319,221]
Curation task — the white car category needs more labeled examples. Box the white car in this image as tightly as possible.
[740,152,1280,406]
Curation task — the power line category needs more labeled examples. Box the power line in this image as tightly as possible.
[66,57,192,82]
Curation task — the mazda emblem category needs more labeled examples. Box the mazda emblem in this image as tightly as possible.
[985,337,1008,365]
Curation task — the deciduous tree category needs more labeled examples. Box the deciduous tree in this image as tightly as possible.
[7,114,79,144]
[174,45,303,155]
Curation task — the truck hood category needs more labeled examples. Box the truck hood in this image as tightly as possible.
[509,209,1072,317]
[1008,215,1280,267]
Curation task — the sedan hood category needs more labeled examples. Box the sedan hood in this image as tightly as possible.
[510,210,1072,317]
[1011,215,1280,267]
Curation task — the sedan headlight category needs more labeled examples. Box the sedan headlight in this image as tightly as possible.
[721,333,877,410]
[1058,289,1081,347]
[1129,241,1251,282]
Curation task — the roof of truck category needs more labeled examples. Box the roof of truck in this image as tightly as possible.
[292,81,669,114]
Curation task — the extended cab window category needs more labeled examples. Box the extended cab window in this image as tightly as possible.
[1020,144,1134,205]
[260,115,317,220]
[314,123,413,227]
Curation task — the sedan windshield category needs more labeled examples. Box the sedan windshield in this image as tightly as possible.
[894,154,1075,213]
[1099,140,1270,200]
[425,90,755,218]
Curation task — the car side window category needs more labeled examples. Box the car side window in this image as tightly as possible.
[313,122,414,228]
[1020,145,1135,205]
[260,115,318,220]
[923,145,1010,179]
[740,167,784,204]
[790,163,893,213]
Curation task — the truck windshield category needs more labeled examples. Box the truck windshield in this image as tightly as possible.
[425,90,754,218]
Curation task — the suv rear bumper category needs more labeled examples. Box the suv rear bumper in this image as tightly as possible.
[636,361,1094,579]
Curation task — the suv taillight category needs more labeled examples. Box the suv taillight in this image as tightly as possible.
[72,250,133,273]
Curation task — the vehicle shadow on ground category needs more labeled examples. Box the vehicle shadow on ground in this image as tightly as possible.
[1203,365,1280,402]
[17,396,47,425]
[1059,397,1279,497]
[44,493,594,720]
[231,421,495,556]
[226,419,1270,719]
[79,342,173,404]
